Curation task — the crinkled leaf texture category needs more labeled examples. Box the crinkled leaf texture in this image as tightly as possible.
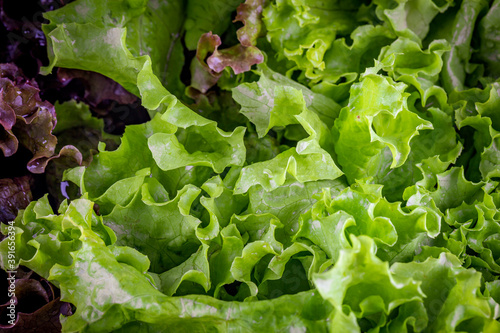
[314,235,500,332]
[233,91,343,194]
[3,190,500,332]
[263,0,362,82]
[295,182,441,265]
[41,0,185,98]
[232,63,342,136]
[0,196,333,332]
[22,0,500,332]
[333,67,432,184]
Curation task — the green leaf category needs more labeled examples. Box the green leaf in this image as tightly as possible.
[246,177,347,243]
[208,224,245,298]
[263,0,362,81]
[31,0,500,331]
[53,100,103,134]
[103,182,202,273]
[374,0,453,41]
[440,0,489,92]
[333,70,432,183]
[478,0,500,78]
[445,192,500,275]
[234,80,305,137]
[235,103,343,194]
[232,63,342,136]
[3,195,333,332]
[230,239,278,297]
[392,252,500,332]
[149,99,246,174]
[42,0,185,97]
[0,195,114,279]
[158,243,210,296]
[296,182,440,264]
[314,24,395,102]
[404,167,489,213]
[314,235,423,332]
[75,113,175,200]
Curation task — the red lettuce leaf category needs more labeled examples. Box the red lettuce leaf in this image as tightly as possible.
[0,63,82,173]
[0,266,73,332]
[207,43,264,74]
[188,32,223,95]
[0,176,33,223]
[188,0,266,96]
[234,0,268,47]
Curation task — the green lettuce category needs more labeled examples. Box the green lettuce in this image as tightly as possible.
[333,66,433,183]
[41,0,185,97]
[2,0,500,331]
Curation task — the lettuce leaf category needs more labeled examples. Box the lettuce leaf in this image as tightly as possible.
[374,0,453,41]
[263,0,361,81]
[0,63,82,173]
[333,67,432,184]
[5,0,500,331]
[234,96,343,193]
[1,193,334,332]
[314,236,424,332]
[232,63,342,135]
[41,0,185,97]
[315,236,500,332]
[478,0,500,78]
